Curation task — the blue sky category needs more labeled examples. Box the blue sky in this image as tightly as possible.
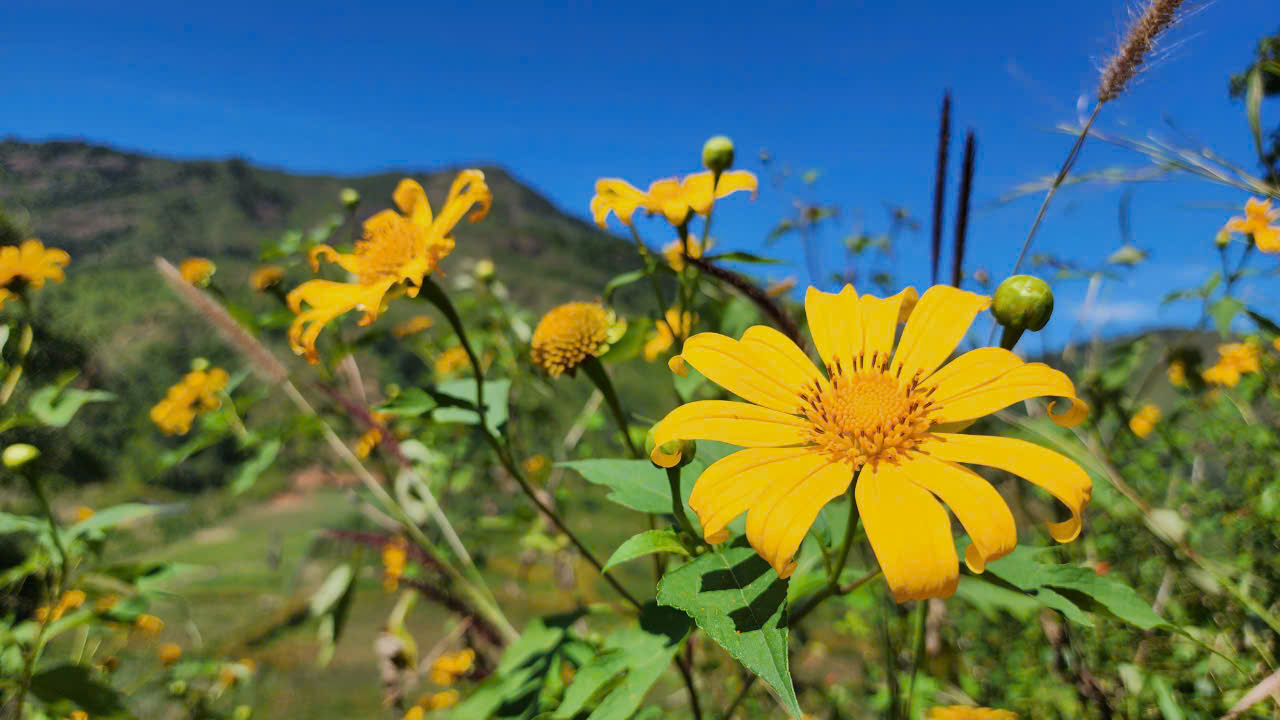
[3,1,1277,347]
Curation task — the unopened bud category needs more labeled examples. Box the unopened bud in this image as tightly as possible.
[168,680,188,697]
[190,357,210,372]
[233,705,254,720]
[3,443,39,468]
[340,188,360,210]
[992,275,1054,332]
[1107,244,1147,266]
[1215,228,1232,249]
[645,427,696,469]
[701,135,735,174]
[473,259,495,281]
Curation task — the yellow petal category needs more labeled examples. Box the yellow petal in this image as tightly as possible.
[309,243,366,276]
[287,278,394,363]
[689,446,819,545]
[714,170,759,200]
[856,287,917,366]
[926,433,1092,542]
[855,460,959,602]
[648,400,809,467]
[681,172,715,216]
[744,455,851,579]
[680,326,821,413]
[804,284,861,369]
[393,179,432,226]
[647,178,689,225]
[902,453,1016,572]
[893,286,991,380]
[591,179,650,228]
[929,356,1087,427]
[432,170,491,236]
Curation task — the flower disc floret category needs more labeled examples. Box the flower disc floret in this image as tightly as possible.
[530,302,614,378]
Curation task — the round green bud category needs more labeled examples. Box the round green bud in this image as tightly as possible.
[190,357,210,372]
[168,680,188,697]
[3,443,39,468]
[644,427,696,469]
[701,135,735,173]
[992,275,1054,332]
[1215,229,1232,249]
[339,187,360,210]
[473,259,496,281]
[232,705,254,720]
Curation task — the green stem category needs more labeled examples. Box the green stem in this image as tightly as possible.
[627,225,675,336]
[902,599,928,720]
[26,473,68,571]
[13,473,65,720]
[790,499,871,626]
[581,356,641,458]
[418,277,486,424]
[0,322,34,407]
[664,467,699,545]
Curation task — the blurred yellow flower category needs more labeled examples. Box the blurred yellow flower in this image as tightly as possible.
[650,284,1090,599]
[591,170,758,228]
[67,712,89,720]
[428,649,476,686]
[644,308,695,362]
[403,708,425,720]
[766,277,797,297]
[434,346,472,378]
[382,538,408,592]
[95,594,120,613]
[1274,337,1280,353]
[523,454,549,475]
[73,505,95,523]
[530,302,622,378]
[355,412,392,460]
[34,606,49,622]
[393,314,434,339]
[150,368,230,435]
[287,172,491,363]
[249,265,285,291]
[1167,360,1187,387]
[427,689,461,710]
[158,642,182,665]
[928,707,1017,720]
[662,235,709,272]
[0,239,70,304]
[1224,197,1280,252]
[135,613,165,633]
[1202,341,1260,387]
[1128,403,1161,438]
[179,257,216,286]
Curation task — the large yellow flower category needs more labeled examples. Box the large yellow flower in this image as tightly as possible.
[287,172,491,362]
[649,284,1091,601]
[530,301,623,377]
[1224,197,1280,252]
[591,170,758,228]
[0,239,70,306]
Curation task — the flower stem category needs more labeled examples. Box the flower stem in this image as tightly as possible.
[627,225,676,338]
[664,467,699,545]
[0,322,34,407]
[581,356,641,458]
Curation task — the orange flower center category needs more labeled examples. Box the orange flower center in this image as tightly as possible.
[357,214,423,283]
[800,352,937,470]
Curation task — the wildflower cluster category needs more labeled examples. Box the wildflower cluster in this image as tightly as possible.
[150,367,230,435]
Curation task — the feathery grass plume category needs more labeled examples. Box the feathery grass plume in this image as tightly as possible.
[1098,0,1188,104]
[951,131,976,288]
[154,257,289,384]
[930,91,952,286]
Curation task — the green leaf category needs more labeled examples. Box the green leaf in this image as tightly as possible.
[65,503,161,541]
[29,664,130,717]
[553,603,692,720]
[1208,296,1245,337]
[1151,674,1185,720]
[1246,309,1280,336]
[702,251,786,265]
[453,612,590,720]
[561,441,737,515]
[230,439,281,495]
[0,511,43,535]
[375,387,438,417]
[28,385,114,427]
[310,564,355,617]
[602,270,647,303]
[431,378,511,434]
[656,538,801,719]
[602,530,689,573]
[1248,68,1265,162]
[672,362,708,401]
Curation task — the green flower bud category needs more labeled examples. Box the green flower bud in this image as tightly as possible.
[232,705,254,720]
[190,357,210,372]
[473,259,496,281]
[992,275,1054,332]
[701,135,735,173]
[1106,244,1147,266]
[168,680,188,697]
[1215,228,1232,249]
[340,187,360,210]
[644,427,696,469]
[3,443,39,468]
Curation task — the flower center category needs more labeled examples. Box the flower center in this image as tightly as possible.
[799,352,938,470]
[357,215,423,284]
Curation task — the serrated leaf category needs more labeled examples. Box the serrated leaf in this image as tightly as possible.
[431,378,510,434]
[453,612,589,720]
[28,385,114,427]
[30,664,131,717]
[230,439,281,495]
[561,441,737,515]
[602,530,689,573]
[656,538,801,719]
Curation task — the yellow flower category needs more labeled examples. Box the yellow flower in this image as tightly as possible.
[1202,341,1260,388]
[150,368,230,435]
[67,712,89,720]
[523,454,549,475]
[158,642,182,665]
[428,649,476,686]
[403,708,426,720]
[663,235,709,273]
[644,308,695,362]
[767,277,797,297]
[928,707,1018,720]
[0,239,70,298]
[34,606,49,622]
[287,172,491,363]
[249,265,285,291]
[1128,404,1160,438]
[95,594,119,613]
[434,346,472,378]
[59,590,86,611]
[530,302,621,378]
[1275,336,1280,353]
[393,314,434,338]
[355,412,392,459]
[382,539,408,592]
[179,257,216,286]
[649,284,1091,600]
[428,689,461,710]
[135,613,165,633]
[73,506,94,523]
[1167,360,1187,387]
[1225,197,1280,252]
[591,170,758,228]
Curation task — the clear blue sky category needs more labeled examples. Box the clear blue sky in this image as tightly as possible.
[3,0,1277,347]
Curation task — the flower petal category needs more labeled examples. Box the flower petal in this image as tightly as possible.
[648,401,809,467]
[680,172,715,216]
[689,447,823,545]
[591,179,649,228]
[856,460,959,602]
[901,452,1016,572]
[857,287,917,366]
[805,285,861,369]
[393,179,433,226]
[893,286,991,381]
[929,353,1088,427]
[714,170,759,200]
[286,278,395,363]
[743,455,852,579]
[680,326,822,413]
[925,433,1092,542]
[432,170,491,235]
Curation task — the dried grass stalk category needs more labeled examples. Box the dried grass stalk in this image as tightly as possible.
[1098,0,1187,103]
